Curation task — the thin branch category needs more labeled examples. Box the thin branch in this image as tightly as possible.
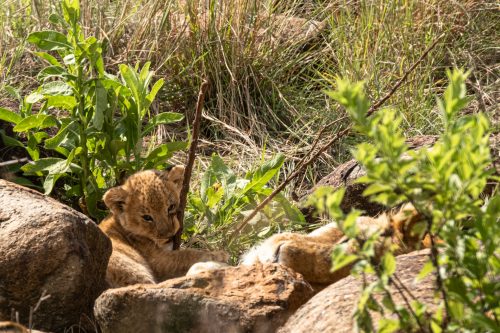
[392,272,420,303]
[390,275,428,332]
[29,289,50,332]
[406,196,450,329]
[366,33,445,117]
[429,229,450,329]
[0,158,32,168]
[228,34,443,243]
[294,115,349,172]
[174,79,209,250]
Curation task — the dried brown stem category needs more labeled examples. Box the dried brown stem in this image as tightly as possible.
[228,35,444,243]
[367,33,445,116]
[0,158,31,168]
[174,79,209,250]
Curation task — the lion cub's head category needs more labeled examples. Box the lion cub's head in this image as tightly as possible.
[103,166,184,247]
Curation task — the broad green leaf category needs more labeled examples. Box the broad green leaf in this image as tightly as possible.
[45,160,71,175]
[14,114,57,132]
[43,173,60,194]
[83,36,97,50]
[37,66,73,81]
[84,184,100,218]
[26,92,44,104]
[44,120,78,150]
[378,318,399,333]
[93,81,107,130]
[62,0,80,25]
[331,243,358,272]
[242,153,285,194]
[381,295,396,312]
[416,260,435,282]
[0,130,23,147]
[143,112,184,135]
[119,64,142,110]
[21,158,64,173]
[144,141,188,168]
[363,183,391,196]
[210,154,237,197]
[34,52,62,66]
[341,210,361,238]
[274,193,306,224]
[206,185,224,208]
[48,13,64,25]
[63,54,76,65]
[46,95,77,110]
[486,195,500,216]
[201,168,217,202]
[27,31,71,51]
[145,78,164,104]
[33,131,49,143]
[0,108,22,124]
[41,81,73,96]
[448,300,464,320]
[325,188,346,219]
[139,62,151,82]
[381,252,396,276]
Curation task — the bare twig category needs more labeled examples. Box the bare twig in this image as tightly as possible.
[28,290,51,332]
[293,115,349,172]
[174,79,209,250]
[228,35,444,243]
[0,158,32,168]
[390,275,427,332]
[367,34,445,117]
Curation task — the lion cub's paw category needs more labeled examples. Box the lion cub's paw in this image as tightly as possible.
[241,234,292,266]
[186,261,230,276]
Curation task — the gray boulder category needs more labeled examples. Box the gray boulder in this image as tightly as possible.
[95,263,314,333]
[279,250,436,333]
[0,180,111,332]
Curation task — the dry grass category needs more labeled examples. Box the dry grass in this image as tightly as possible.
[1,0,498,193]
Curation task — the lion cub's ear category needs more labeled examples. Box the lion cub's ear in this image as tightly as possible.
[166,165,185,189]
[103,186,128,214]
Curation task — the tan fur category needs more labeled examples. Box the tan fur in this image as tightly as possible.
[0,321,28,333]
[242,203,429,288]
[186,261,230,277]
[99,166,229,288]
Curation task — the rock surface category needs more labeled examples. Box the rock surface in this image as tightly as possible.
[95,263,314,333]
[302,133,499,219]
[279,250,436,333]
[0,180,111,332]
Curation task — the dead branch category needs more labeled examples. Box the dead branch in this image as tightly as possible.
[174,79,209,250]
[0,158,32,168]
[228,35,444,243]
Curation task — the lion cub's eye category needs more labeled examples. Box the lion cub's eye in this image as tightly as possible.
[167,204,176,214]
[142,215,154,222]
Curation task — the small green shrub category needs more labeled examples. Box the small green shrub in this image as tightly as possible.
[185,153,305,258]
[310,69,499,332]
[0,0,185,218]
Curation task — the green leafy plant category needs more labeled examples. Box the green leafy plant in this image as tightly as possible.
[310,69,499,332]
[185,153,305,257]
[0,0,185,218]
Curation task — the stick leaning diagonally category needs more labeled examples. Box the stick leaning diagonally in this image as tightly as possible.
[174,79,209,250]
[228,34,444,243]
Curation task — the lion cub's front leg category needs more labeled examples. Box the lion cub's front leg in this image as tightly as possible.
[149,248,230,280]
[241,223,347,286]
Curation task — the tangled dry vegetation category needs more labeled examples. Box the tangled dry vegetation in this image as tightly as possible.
[1,1,497,174]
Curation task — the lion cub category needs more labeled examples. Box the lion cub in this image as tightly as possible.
[99,166,228,288]
[242,204,429,288]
